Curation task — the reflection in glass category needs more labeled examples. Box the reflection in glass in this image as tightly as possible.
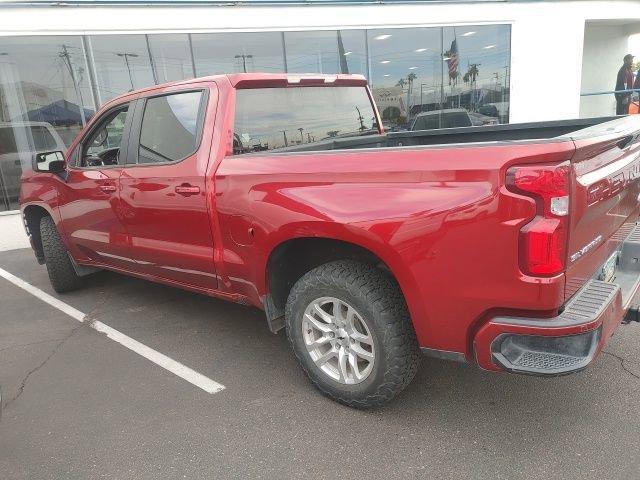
[368,25,511,131]
[191,32,285,75]
[0,25,511,211]
[367,27,443,130]
[442,25,511,124]
[139,92,203,163]
[0,35,94,210]
[233,86,377,154]
[285,30,366,75]
[89,35,156,102]
[147,34,195,83]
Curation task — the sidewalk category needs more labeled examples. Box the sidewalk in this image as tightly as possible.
[0,213,30,252]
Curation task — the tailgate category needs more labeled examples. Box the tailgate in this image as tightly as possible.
[564,116,640,300]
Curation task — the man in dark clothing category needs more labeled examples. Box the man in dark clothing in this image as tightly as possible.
[615,54,634,115]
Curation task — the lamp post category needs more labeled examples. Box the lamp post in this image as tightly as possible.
[115,52,139,90]
[234,54,253,73]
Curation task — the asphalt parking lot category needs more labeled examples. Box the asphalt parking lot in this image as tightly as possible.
[1,246,640,479]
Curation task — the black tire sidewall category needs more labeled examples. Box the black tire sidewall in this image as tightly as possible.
[40,216,82,292]
[286,266,399,402]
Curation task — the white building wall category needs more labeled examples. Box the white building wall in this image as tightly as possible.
[1,1,640,123]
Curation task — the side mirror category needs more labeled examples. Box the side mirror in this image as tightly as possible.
[34,151,66,173]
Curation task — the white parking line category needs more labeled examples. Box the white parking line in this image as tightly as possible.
[0,267,225,394]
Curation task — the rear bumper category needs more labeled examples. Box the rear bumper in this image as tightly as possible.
[474,224,640,375]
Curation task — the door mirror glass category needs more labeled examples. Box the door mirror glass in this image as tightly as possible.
[34,151,65,173]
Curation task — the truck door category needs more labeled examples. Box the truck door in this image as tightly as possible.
[118,87,217,290]
[58,101,133,267]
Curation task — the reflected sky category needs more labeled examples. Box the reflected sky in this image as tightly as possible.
[234,87,377,151]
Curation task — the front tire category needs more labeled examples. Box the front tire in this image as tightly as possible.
[285,261,420,408]
[40,216,83,293]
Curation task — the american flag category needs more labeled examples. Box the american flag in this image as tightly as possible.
[446,39,459,84]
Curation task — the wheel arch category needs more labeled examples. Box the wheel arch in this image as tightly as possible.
[263,231,419,334]
[22,203,55,263]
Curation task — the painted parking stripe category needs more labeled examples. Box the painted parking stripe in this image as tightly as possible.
[0,267,225,394]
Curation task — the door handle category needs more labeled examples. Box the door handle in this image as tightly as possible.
[175,184,200,196]
[99,184,117,193]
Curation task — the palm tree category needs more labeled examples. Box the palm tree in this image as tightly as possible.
[406,72,417,109]
[396,78,406,89]
[467,63,480,83]
[466,63,481,110]
[407,72,417,89]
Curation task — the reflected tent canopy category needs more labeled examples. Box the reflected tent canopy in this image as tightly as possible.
[17,99,94,126]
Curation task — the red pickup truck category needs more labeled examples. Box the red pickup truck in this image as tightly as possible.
[19,73,640,407]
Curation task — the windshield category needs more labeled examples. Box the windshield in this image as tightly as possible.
[412,112,472,131]
[233,86,378,154]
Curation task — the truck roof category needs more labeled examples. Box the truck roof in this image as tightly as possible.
[102,72,368,108]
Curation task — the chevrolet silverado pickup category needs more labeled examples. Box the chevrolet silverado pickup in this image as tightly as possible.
[19,73,640,407]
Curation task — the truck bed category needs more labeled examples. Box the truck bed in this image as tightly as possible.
[273,117,617,154]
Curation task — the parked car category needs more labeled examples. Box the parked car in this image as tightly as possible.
[468,111,499,126]
[0,121,66,210]
[410,108,472,130]
[478,102,510,123]
[20,73,640,407]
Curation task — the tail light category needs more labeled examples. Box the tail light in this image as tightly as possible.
[506,162,571,276]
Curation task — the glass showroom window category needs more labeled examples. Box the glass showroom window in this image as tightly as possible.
[89,35,156,102]
[0,35,94,211]
[147,34,196,83]
[191,32,285,75]
[284,30,367,75]
[367,25,511,131]
[367,27,443,130]
[441,25,511,127]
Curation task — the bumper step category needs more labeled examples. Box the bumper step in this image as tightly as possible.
[512,350,587,371]
[490,279,615,375]
[491,328,602,376]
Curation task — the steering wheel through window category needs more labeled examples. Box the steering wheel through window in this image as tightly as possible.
[81,106,129,168]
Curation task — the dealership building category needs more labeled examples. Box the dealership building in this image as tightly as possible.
[0,0,639,212]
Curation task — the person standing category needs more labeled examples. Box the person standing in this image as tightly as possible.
[615,54,634,115]
[632,64,640,115]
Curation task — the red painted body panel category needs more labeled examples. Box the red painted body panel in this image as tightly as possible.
[118,82,219,290]
[19,73,640,371]
[213,142,576,355]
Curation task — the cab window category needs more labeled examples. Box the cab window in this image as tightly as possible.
[233,86,378,155]
[137,91,204,164]
[81,105,129,168]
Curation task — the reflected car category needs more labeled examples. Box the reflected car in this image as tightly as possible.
[0,122,66,209]
[468,111,499,126]
[410,108,473,131]
[478,102,510,123]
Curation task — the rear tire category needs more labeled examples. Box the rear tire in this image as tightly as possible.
[285,260,420,408]
[40,216,83,293]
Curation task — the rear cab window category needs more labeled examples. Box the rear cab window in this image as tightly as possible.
[232,86,378,155]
